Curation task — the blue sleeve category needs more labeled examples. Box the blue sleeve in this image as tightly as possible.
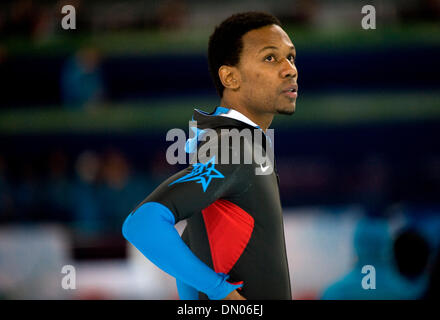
[122,202,242,300]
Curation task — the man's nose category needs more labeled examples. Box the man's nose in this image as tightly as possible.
[280,59,297,79]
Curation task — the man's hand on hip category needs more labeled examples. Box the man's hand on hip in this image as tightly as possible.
[222,289,246,300]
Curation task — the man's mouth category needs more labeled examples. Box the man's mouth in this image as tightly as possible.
[282,84,298,98]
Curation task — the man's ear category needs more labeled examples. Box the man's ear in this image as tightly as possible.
[218,65,240,90]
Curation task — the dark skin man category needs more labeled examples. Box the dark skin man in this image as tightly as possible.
[219,24,298,133]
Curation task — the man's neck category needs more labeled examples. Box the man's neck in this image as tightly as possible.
[220,98,273,132]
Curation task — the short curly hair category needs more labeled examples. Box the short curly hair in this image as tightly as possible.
[208,12,282,98]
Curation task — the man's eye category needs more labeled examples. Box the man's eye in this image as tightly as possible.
[288,55,296,63]
[265,55,275,62]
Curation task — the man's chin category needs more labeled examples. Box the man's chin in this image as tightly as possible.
[277,106,296,115]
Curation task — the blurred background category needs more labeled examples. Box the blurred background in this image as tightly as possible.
[0,0,439,300]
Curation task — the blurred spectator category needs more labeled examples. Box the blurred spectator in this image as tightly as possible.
[5,0,35,38]
[96,149,148,235]
[279,0,318,26]
[43,150,73,222]
[71,150,102,236]
[398,0,440,23]
[155,0,188,31]
[13,161,43,222]
[32,4,55,41]
[60,46,104,110]
[0,0,56,40]
[321,216,426,299]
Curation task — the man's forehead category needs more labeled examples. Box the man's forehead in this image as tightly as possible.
[242,24,294,52]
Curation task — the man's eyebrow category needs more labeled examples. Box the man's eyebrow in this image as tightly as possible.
[258,45,296,54]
